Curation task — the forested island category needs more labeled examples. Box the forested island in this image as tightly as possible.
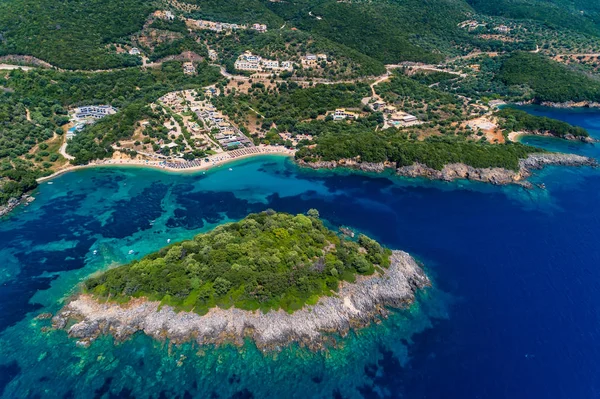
[52,211,431,349]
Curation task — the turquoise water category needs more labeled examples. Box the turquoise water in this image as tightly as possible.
[0,107,600,398]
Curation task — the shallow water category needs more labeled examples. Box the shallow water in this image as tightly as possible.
[1,107,599,398]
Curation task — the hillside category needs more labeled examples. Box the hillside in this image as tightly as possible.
[498,52,600,103]
[0,0,151,70]
[266,0,473,64]
[468,0,600,36]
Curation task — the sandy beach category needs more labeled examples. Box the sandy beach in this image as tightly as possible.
[37,146,295,183]
[507,131,526,142]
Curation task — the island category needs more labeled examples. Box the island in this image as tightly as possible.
[52,211,430,350]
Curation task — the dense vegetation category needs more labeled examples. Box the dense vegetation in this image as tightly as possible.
[0,0,151,69]
[84,211,392,313]
[498,52,600,103]
[497,108,589,138]
[296,126,543,171]
[200,29,385,79]
[468,0,600,36]
[376,72,467,122]
[0,62,221,200]
[214,81,370,134]
[267,0,472,64]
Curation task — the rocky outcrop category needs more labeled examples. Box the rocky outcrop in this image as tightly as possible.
[298,153,596,187]
[396,163,523,186]
[53,251,430,351]
[540,101,600,109]
[0,195,34,218]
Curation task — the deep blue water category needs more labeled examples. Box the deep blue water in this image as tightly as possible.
[0,107,599,398]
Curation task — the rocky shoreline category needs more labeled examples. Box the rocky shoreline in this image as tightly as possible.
[52,250,430,351]
[0,195,34,218]
[298,153,597,188]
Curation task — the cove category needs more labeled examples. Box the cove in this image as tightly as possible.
[0,106,599,398]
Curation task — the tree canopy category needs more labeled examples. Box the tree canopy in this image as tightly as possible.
[84,211,392,314]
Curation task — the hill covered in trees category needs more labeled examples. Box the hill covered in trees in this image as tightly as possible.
[296,125,543,171]
[497,52,600,103]
[83,211,392,314]
[468,0,600,36]
[0,0,151,70]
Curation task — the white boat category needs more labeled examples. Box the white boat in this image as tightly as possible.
[228,168,233,171]
[47,182,53,185]
[167,239,171,244]
[93,250,97,255]
[128,250,134,255]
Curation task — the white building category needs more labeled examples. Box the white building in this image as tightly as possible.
[252,23,267,33]
[333,109,358,121]
[74,105,118,120]
[129,47,141,55]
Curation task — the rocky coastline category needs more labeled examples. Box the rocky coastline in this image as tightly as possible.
[298,153,597,187]
[52,250,430,351]
[0,195,34,218]
[512,129,596,143]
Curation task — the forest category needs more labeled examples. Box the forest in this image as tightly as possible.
[83,211,392,314]
[497,108,589,138]
[213,81,370,134]
[296,127,543,171]
[497,52,600,103]
[0,0,151,70]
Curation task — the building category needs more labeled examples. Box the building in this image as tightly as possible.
[183,62,196,75]
[208,49,218,61]
[333,109,358,121]
[390,112,418,126]
[74,105,118,120]
[371,100,386,111]
[252,23,267,33]
[165,11,175,20]
[129,47,141,55]
[383,105,396,114]
[234,51,293,72]
[262,59,280,69]
[302,54,318,67]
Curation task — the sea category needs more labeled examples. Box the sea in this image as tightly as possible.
[0,106,599,399]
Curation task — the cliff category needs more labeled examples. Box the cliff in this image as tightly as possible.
[52,251,430,351]
[299,153,597,187]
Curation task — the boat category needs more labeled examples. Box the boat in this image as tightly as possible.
[229,168,233,171]
[92,250,97,255]
[47,182,53,185]
[167,239,171,244]
[128,250,134,255]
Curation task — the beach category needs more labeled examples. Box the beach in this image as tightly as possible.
[37,145,295,183]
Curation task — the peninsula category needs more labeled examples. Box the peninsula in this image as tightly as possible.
[52,211,430,350]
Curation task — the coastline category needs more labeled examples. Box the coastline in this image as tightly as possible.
[37,146,295,183]
[507,130,596,144]
[52,250,430,351]
[298,153,597,187]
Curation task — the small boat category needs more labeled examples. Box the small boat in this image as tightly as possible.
[128,250,134,255]
[167,239,171,244]
[47,182,53,185]
[93,250,97,255]
[228,168,233,171]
